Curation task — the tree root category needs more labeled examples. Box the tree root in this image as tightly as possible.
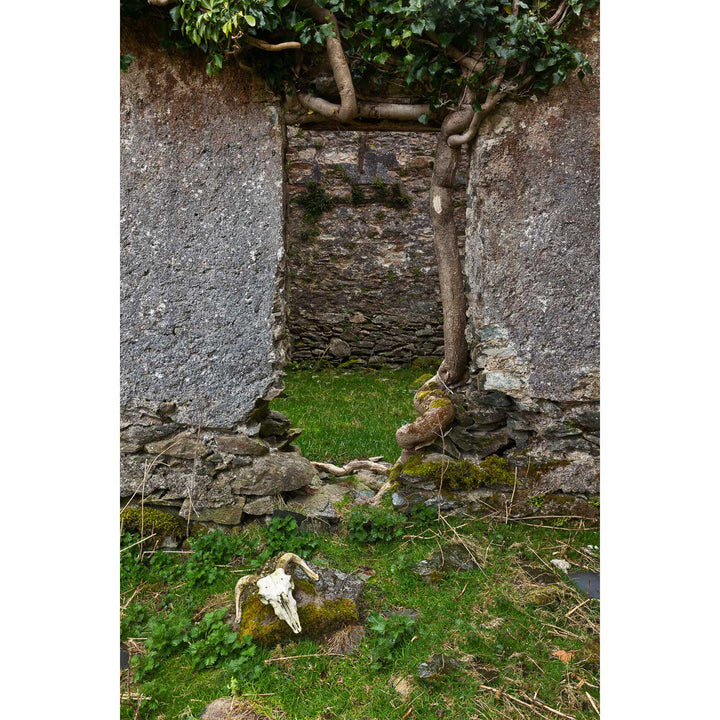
[311,459,391,476]
[395,375,456,457]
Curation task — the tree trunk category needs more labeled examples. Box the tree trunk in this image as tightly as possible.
[431,106,474,385]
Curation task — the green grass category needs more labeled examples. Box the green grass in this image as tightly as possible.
[272,366,427,464]
[121,514,599,720]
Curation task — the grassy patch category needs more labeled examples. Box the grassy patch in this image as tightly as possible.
[121,514,599,720]
[272,367,423,463]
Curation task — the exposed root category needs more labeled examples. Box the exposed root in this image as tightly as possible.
[311,459,391,476]
[395,375,456,455]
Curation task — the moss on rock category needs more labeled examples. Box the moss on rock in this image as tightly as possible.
[238,591,359,647]
[401,453,515,490]
[120,506,185,537]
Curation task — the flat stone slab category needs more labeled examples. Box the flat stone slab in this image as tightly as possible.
[121,26,285,427]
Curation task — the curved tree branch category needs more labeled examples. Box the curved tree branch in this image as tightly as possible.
[297,0,358,122]
[245,37,301,52]
[296,93,429,122]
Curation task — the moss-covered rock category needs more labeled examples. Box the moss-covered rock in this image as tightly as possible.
[400,453,515,491]
[120,506,185,537]
[238,590,359,647]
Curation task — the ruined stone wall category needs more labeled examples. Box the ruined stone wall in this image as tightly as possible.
[120,22,318,528]
[285,128,467,366]
[432,11,600,511]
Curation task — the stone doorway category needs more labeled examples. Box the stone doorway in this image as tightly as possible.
[284,128,468,368]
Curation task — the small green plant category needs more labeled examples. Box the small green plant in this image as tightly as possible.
[120,531,149,586]
[389,183,412,208]
[406,503,438,525]
[371,177,389,200]
[133,612,192,682]
[263,514,319,560]
[121,601,151,641]
[297,182,335,221]
[366,611,417,669]
[185,530,246,587]
[187,609,242,670]
[348,506,404,544]
[350,185,365,205]
[120,54,134,72]
[226,634,265,683]
[527,494,547,510]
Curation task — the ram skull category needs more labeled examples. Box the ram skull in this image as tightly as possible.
[234,552,319,634]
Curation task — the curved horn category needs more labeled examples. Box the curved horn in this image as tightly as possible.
[276,552,319,581]
[234,574,260,628]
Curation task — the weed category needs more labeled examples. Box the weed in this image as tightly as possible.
[185,530,247,587]
[350,185,365,205]
[366,611,417,669]
[297,182,335,221]
[263,515,319,560]
[371,177,389,200]
[187,609,242,670]
[348,506,404,544]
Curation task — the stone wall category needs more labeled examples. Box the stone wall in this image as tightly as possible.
[419,10,600,512]
[285,128,467,366]
[120,21,309,527]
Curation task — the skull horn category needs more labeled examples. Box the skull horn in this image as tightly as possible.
[275,552,319,580]
[234,573,260,628]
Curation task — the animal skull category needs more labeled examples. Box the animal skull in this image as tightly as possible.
[234,553,319,633]
[256,568,302,633]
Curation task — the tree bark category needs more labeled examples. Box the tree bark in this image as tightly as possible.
[431,105,474,385]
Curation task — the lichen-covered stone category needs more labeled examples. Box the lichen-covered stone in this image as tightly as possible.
[145,431,209,460]
[200,698,269,720]
[228,452,319,495]
[237,562,364,646]
[286,483,350,523]
[416,542,477,577]
[400,453,515,491]
[121,20,286,428]
[214,435,269,457]
[181,498,246,526]
[242,495,275,516]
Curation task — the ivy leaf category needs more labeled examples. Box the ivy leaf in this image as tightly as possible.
[120,54,134,73]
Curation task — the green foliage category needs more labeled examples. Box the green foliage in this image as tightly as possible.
[350,185,366,205]
[132,612,192,682]
[120,54,134,72]
[120,531,148,586]
[140,0,596,109]
[366,611,418,670]
[263,514,319,560]
[406,502,438,525]
[187,609,242,670]
[348,506,404,544]
[148,549,184,583]
[226,634,265,683]
[297,181,335,221]
[121,601,151,641]
[185,530,246,587]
